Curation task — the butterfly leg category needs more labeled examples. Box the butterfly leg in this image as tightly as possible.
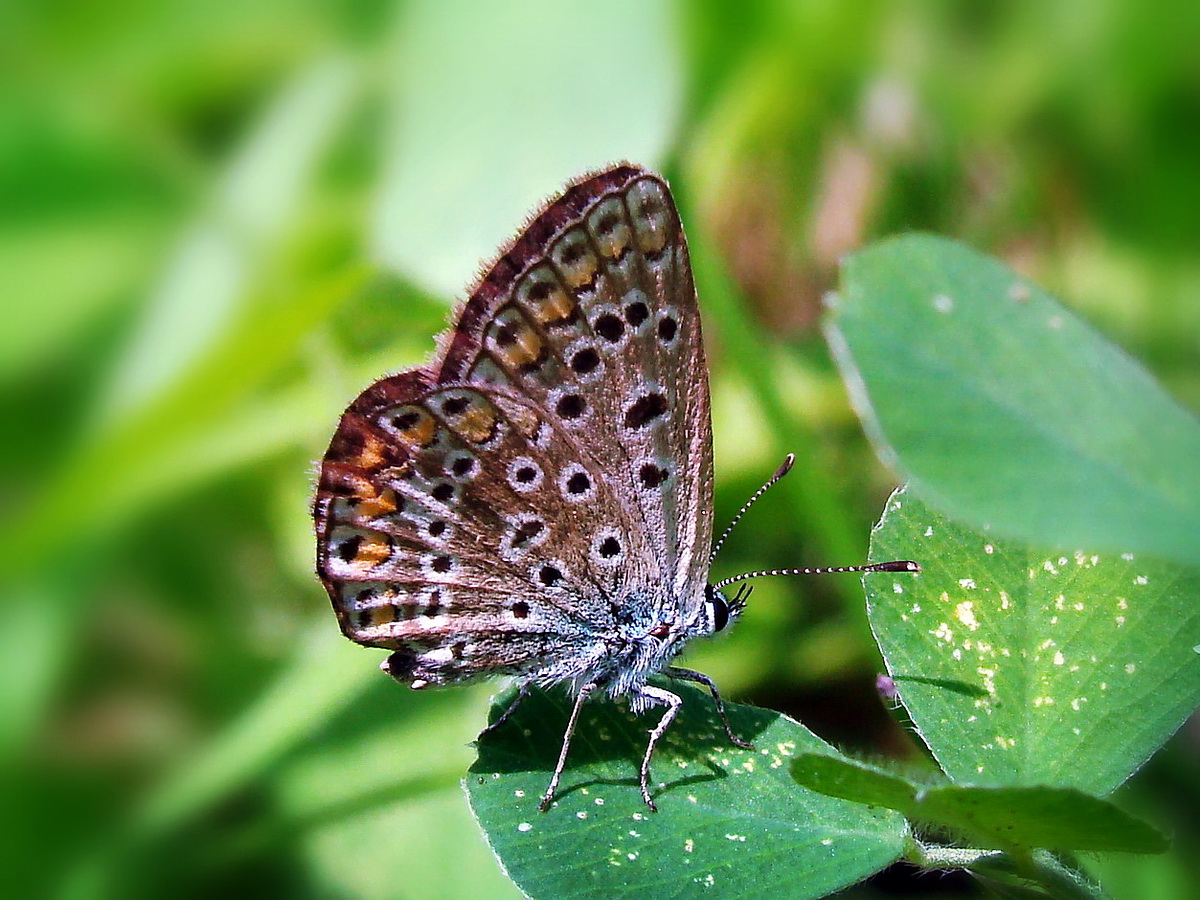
[478,681,534,738]
[538,681,598,812]
[666,666,754,750]
[633,683,685,812]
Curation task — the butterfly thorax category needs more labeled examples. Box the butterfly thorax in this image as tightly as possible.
[581,583,728,704]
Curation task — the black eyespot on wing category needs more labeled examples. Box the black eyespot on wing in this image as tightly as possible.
[432,483,455,502]
[431,555,452,573]
[624,300,649,326]
[638,463,669,488]
[556,393,586,419]
[428,520,447,537]
[539,564,563,586]
[442,396,470,416]
[513,520,544,547]
[570,347,600,374]
[566,472,590,494]
[451,456,475,477]
[515,465,537,483]
[561,242,585,265]
[599,536,621,558]
[657,316,678,343]
[512,600,530,619]
[624,392,667,429]
[595,211,620,235]
[337,535,362,562]
[495,323,518,347]
[392,410,421,430]
[594,313,624,342]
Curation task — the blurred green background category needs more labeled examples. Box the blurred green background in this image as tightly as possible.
[3,0,1198,897]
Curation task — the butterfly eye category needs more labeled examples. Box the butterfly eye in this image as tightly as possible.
[705,585,731,632]
[649,623,671,639]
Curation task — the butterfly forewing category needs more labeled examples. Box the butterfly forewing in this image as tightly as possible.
[442,169,713,611]
[314,165,714,688]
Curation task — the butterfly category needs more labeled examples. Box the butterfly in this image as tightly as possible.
[312,164,917,811]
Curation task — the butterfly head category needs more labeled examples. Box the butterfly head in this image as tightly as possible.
[698,582,750,636]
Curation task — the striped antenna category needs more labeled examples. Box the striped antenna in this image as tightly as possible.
[708,453,795,565]
[713,560,920,591]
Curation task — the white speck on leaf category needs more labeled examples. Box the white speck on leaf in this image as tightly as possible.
[933,293,954,312]
[518,822,532,833]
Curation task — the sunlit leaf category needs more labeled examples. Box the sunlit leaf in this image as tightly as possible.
[866,486,1200,795]
[468,683,905,900]
[827,235,1200,568]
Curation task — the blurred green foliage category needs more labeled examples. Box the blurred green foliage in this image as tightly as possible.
[2,0,1197,897]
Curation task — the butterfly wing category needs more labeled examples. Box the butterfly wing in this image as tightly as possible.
[440,166,714,610]
[313,165,714,687]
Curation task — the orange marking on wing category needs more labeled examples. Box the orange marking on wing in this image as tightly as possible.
[530,285,575,325]
[354,433,388,469]
[355,533,392,566]
[356,487,398,518]
[559,254,597,289]
[400,411,437,448]
[455,402,497,444]
[368,605,398,628]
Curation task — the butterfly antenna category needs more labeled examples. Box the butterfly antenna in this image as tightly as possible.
[708,454,796,566]
[713,559,921,591]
